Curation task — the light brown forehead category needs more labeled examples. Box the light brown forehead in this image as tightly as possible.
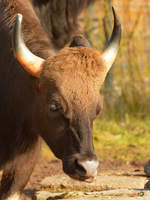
[40,46,105,108]
[59,77,100,114]
[41,46,107,84]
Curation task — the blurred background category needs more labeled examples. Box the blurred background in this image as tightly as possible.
[43,0,150,165]
[82,0,150,119]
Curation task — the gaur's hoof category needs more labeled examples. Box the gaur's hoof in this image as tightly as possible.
[144,160,150,176]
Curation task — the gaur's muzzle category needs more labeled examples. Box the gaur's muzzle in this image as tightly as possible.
[63,153,99,182]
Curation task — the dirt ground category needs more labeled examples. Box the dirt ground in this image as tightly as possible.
[25,157,145,191]
[0,157,147,199]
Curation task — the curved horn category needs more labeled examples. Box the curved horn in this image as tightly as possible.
[12,14,45,77]
[101,7,121,72]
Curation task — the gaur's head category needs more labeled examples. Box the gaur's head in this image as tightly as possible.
[12,8,121,182]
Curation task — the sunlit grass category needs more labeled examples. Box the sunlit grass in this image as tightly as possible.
[94,116,150,162]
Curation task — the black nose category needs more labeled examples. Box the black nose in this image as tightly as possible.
[75,157,99,178]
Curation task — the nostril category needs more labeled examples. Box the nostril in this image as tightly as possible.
[74,159,87,176]
[75,159,99,178]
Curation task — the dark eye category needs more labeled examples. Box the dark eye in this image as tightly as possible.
[49,102,61,112]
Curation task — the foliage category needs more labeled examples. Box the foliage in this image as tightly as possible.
[82,0,150,119]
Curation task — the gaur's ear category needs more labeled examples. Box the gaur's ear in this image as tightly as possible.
[101,7,121,73]
[12,14,45,78]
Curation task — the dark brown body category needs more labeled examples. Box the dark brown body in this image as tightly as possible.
[0,0,48,167]
[0,0,121,199]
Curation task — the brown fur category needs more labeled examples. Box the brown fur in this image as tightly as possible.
[0,0,105,199]
[40,46,105,111]
[0,0,56,58]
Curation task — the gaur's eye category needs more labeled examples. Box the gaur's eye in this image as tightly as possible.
[49,101,61,112]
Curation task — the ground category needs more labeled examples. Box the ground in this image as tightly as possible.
[0,154,149,199]
[22,156,148,199]
[26,157,144,191]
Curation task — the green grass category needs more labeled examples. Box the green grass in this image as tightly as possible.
[93,116,150,162]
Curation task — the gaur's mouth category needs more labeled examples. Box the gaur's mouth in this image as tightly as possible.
[68,174,96,183]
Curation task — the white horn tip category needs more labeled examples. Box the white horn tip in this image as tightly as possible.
[101,7,121,71]
[16,13,23,23]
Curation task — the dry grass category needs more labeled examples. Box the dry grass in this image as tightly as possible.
[81,0,150,119]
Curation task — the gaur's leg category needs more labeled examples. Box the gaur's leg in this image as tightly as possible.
[0,138,41,200]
